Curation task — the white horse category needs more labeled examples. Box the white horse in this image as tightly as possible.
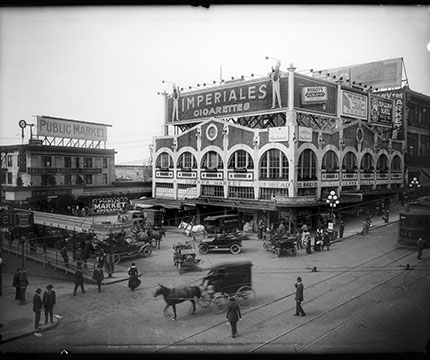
[178,221,207,240]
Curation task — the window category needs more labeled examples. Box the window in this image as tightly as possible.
[342,152,357,171]
[297,149,317,180]
[228,150,254,170]
[377,154,389,172]
[155,152,174,169]
[7,155,13,167]
[260,149,289,180]
[103,158,108,168]
[201,185,224,197]
[361,153,373,171]
[42,156,52,167]
[259,187,289,200]
[297,188,317,196]
[103,174,108,184]
[177,152,197,169]
[84,174,92,185]
[83,158,93,168]
[321,151,338,171]
[7,172,13,184]
[76,157,80,168]
[228,186,254,199]
[64,156,72,168]
[41,175,55,186]
[391,155,402,171]
[64,175,72,185]
[201,151,223,170]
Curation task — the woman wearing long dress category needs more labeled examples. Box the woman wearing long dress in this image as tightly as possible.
[128,263,140,291]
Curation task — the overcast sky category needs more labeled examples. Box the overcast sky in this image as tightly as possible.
[0,5,429,165]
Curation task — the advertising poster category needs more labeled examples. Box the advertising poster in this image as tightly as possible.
[341,90,368,120]
[369,95,394,126]
[92,197,130,214]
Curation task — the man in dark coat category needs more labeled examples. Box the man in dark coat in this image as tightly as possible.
[43,284,56,323]
[417,237,425,260]
[60,246,69,268]
[18,268,29,305]
[339,220,345,238]
[127,263,140,291]
[226,296,241,338]
[73,267,85,295]
[33,288,43,330]
[92,264,104,292]
[294,276,306,316]
[13,268,20,300]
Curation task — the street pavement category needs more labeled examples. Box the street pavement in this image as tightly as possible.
[0,202,411,348]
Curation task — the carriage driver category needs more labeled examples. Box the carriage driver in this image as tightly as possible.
[201,268,225,295]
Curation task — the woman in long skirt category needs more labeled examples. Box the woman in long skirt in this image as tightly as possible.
[128,263,140,291]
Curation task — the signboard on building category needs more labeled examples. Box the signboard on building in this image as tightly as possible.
[37,116,109,142]
[369,95,394,126]
[273,196,318,204]
[301,86,328,105]
[376,89,405,140]
[314,58,403,89]
[341,90,368,120]
[92,197,130,214]
[166,76,289,123]
[269,126,289,142]
[298,126,312,142]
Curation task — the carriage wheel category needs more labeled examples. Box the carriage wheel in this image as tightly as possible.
[178,262,183,275]
[197,298,211,308]
[230,244,241,255]
[198,244,209,255]
[151,239,158,249]
[113,253,121,264]
[291,247,297,256]
[173,256,177,266]
[274,247,281,258]
[263,242,269,251]
[212,294,227,314]
[235,286,256,308]
[142,246,152,257]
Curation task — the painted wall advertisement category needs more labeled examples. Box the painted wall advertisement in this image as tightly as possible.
[377,89,404,140]
[166,76,289,123]
[369,95,394,126]
[298,126,312,142]
[37,116,109,141]
[341,90,368,120]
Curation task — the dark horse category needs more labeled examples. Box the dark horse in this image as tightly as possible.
[147,228,165,249]
[154,283,201,320]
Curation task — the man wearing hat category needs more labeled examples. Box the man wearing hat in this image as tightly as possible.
[33,288,43,330]
[226,296,241,338]
[74,267,85,295]
[294,277,306,316]
[43,284,56,324]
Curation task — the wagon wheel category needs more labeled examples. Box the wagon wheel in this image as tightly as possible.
[235,286,256,308]
[173,256,178,266]
[113,253,121,264]
[150,239,158,249]
[142,246,152,257]
[198,244,209,255]
[212,294,227,314]
[229,244,241,255]
[274,247,281,258]
[291,247,297,256]
[197,298,211,308]
[178,262,183,275]
[184,256,195,266]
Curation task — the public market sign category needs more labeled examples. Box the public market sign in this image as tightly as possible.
[37,116,109,141]
[92,197,130,214]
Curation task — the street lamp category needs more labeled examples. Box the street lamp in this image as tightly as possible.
[326,190,340,222]
[409,177,421,201]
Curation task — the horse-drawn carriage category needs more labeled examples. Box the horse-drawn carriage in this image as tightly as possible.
[263,235,297,257]
[154,258,255,320]
[172,242,201,274]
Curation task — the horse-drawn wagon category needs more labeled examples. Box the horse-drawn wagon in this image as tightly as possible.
[172,242,201,274]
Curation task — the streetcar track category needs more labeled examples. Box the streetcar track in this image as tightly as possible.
[151,246,416,353]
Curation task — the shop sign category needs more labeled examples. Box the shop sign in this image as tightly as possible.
[259,181,290,188]
[391,173,402,180]
[32,189,72,197]
[274,196,318,204]
[269,126,289,142]
[92,197,129,214]
[360,180,373,185]
[156,170,173,178]
[369,95,394,126]
[28,167,102,174]
[37,116,108,141]
[298,126,312,142]
[321,173,339,181]
[301,86,328,105]
[296,181,318,188]
[378,90,404,140]
[321,181,339,187]
[341,180,358,186]
[341,90,368,120]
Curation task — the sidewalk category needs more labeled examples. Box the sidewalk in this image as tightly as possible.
[0,202,403,345]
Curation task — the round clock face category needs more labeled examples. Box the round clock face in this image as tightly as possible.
[18,119,27,128]
[206,124,218,141]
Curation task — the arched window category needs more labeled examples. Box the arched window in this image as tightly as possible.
[155,152,173,169]
[201,151,223,170]
[360,153,374,171]
[177,152,197,169]
[391,155,402,171]
[297,149,317,180]
[228,150,254,170]
[342,152,357,171]
[377,154,389,172]
[259,149,289,180]
[321,150,338,171]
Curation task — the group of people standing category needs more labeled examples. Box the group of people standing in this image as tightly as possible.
[32,284,56,331]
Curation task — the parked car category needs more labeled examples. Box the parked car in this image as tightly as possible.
[203,214,241,235]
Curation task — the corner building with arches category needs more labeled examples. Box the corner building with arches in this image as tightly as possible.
[151,64,406,233]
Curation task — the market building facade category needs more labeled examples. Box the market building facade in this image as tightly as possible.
[150,60,408,232]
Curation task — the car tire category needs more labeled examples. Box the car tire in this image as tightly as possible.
[199,244,209,255]
[230,243,241,255]
[178,262,183,275]
[274,247,281,257]
[142,246,152,257]
[291,247,297,256]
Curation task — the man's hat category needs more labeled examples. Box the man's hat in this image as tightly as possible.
[229,296,235,301]
[36,288,42,293]
[46,284,54,290]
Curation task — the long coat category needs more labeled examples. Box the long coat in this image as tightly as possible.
[74,269,84,285]
[226,300,241,322]
[33,293,42,313]
[92,268,104,282]
[43,290,56,308]
[295,282,304,301]
[128,266,140,289]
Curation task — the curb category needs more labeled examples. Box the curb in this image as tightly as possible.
[331,219,398,244]
[0,316,59,344]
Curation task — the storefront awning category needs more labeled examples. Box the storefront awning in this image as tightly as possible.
[340,192,363,203]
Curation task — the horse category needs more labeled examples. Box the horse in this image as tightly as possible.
[153,283,201,320]
[147,228,165,249]
[178,221,207,240]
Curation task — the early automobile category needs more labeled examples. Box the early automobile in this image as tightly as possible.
[172,241,201,274]
[203,214,241,235]
[197,258,255,313]
[263,235,297,257]
[198,231,246,255]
